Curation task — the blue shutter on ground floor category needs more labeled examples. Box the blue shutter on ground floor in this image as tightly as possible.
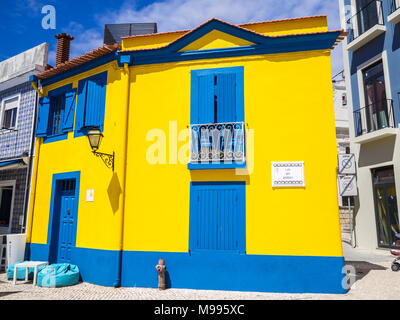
[189,182,246,253]
[36,96,50,137]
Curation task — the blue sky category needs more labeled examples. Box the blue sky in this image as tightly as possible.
[0,0,344,74]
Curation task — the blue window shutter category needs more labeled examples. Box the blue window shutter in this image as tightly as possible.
[216,73,237,123]
[63,88,77,133]
[189,182,246,253]
[197,74,214,124]
[36,96,50,137]
[84,72,107,129]
[75,79,88,134]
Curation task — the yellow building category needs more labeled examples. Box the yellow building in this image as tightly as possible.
[27,16,347,293]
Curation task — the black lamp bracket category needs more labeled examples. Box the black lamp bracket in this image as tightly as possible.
[92,151,115,171]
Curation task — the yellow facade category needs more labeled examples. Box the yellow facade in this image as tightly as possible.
[27,16,345,292]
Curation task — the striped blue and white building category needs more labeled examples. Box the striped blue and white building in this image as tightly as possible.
[0,43,48,236]
[339,0,400,250]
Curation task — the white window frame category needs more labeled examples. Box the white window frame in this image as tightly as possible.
[0,93,21,130]
[356,50,393,130]
[0,180,16,235]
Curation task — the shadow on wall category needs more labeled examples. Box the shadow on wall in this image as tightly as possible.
[107,173,122,214]
[358,135,396,168]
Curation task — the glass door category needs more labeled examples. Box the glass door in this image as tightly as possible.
[363,61,388,132]
[373,167,400,248]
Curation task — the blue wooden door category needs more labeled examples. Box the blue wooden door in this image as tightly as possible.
[189,182,246,253]
[56,179,77,263]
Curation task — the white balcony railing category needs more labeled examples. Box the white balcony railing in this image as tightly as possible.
[189,122,245,164]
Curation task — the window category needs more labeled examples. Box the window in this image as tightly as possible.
[75,71,108,137]
[1,95,19,130]
[36,84,77,141]
[0,182,15,234]
[362,60,389,132]
[342,93,347,106]
[189,67,245,168]
[48,95,65,136]
[342,196,355,207]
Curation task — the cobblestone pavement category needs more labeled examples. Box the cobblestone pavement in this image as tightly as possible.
[1,243,399,300]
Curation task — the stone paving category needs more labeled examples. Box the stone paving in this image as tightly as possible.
[0,242,399,300]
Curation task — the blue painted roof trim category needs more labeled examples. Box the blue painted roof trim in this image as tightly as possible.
[117,31,341,66]
[40,52,118,87]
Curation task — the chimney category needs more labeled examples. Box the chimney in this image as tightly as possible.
[55,33,74,66]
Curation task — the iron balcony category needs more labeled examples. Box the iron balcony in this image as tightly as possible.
[189,122,245,164]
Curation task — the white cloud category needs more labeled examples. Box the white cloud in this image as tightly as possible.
[49,0,344,75]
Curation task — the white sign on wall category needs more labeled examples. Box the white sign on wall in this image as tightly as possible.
[272,162,305,187]
[339,175,358,197]
[86,189,95,202]
[338,154,356,175]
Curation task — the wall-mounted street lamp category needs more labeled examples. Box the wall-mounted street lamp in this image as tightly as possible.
[85,127,115,171]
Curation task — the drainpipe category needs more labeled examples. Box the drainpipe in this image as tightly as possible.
[114,62,131,287]
[25,79,43,256]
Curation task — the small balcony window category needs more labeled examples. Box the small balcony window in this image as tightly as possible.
[388,0,400,24]
[347,0,384,44]
[391,0,400,14]
[1,96,19,130]
[190,67,245,169]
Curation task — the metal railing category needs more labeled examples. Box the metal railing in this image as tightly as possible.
[347,0,384,43]
[354,99,394,136]
[391,0,400,14]
[190,122,245,164]
[0,128,21,160]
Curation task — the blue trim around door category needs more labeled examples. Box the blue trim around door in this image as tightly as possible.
[46,171,80,263]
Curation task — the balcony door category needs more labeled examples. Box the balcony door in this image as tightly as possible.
[372,167,400,248]
[363,61,388,132]
[356,0,379,35]
[190,67,245,165]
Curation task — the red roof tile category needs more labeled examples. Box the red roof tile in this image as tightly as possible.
[36,43,120,80]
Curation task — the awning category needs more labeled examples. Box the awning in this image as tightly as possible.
[0,159,26,171]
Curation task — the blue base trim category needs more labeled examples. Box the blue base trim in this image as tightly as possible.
[27,243,346,293]
[27,243,119,287]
